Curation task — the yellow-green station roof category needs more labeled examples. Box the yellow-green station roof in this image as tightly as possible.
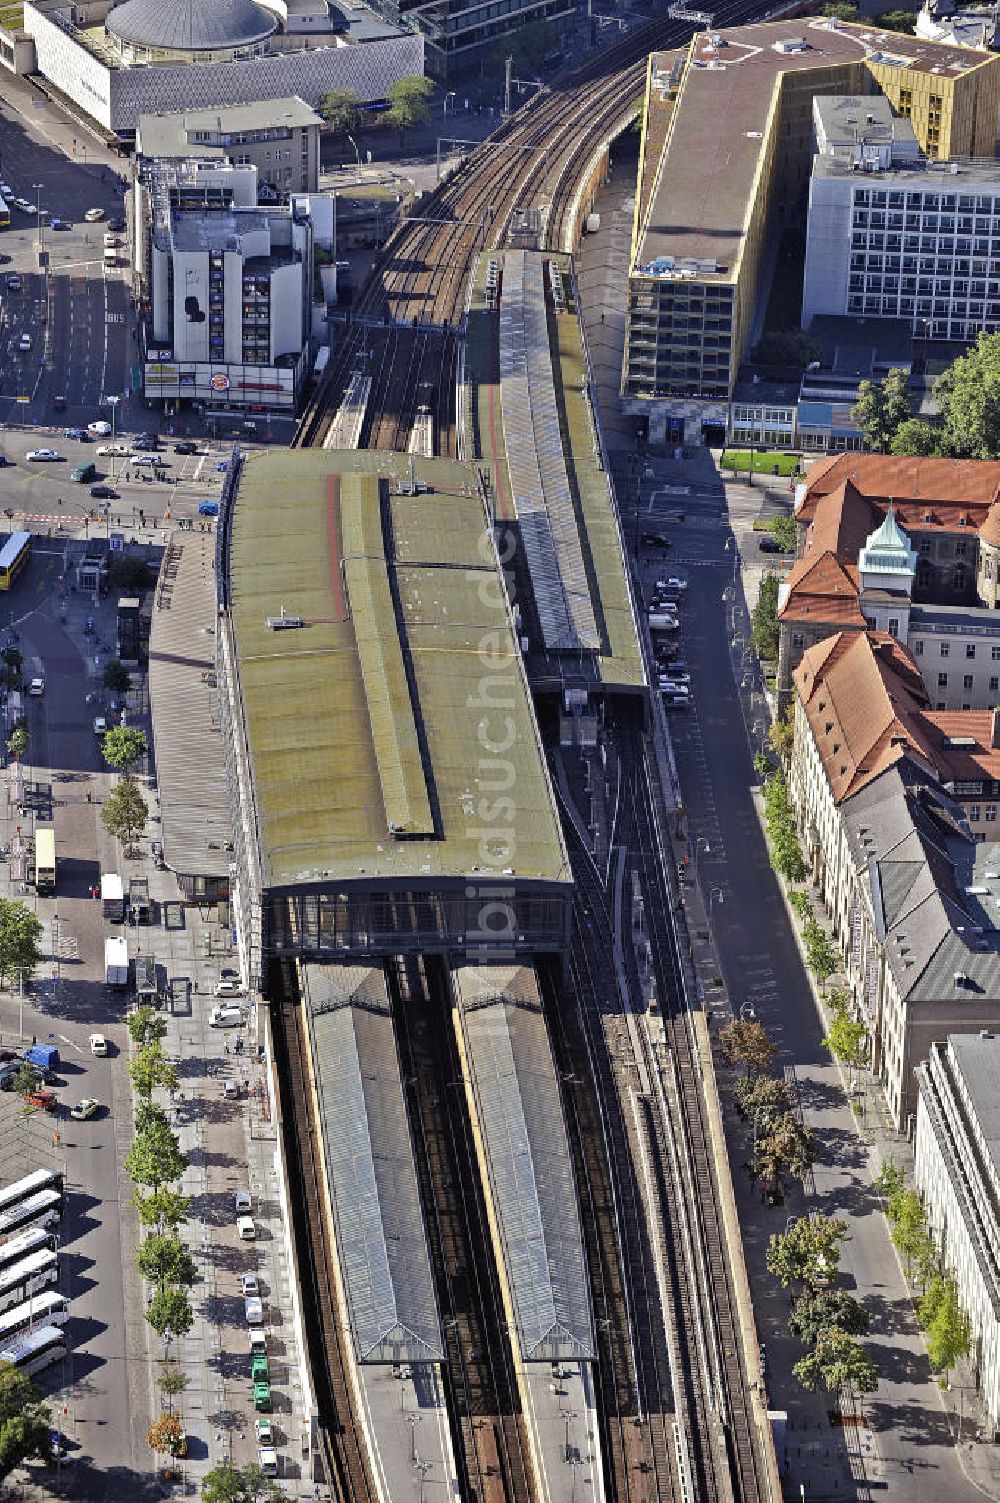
[227,449,571,892]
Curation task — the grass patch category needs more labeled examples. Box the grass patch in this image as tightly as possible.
[722,449,801,477]
[0,3,23,30]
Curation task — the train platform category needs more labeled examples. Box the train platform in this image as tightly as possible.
[464,248,644,694]
[522,1361,604,1503]
[353,1361,459,1503]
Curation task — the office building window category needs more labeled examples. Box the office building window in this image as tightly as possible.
[971,805,982,822]
[964,674,974,689]
[914,640,924,656]
[938,672,949,687]
[941,642,950,657]
[967,643,977,658]
[991,677,999,692]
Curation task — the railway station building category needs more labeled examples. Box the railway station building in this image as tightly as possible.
[624,18,1000,445]
[216,447,573,995]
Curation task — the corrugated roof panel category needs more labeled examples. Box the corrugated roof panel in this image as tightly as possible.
[341,476,434,838]
[305,963,443,1364]
[456,966,595,1363]
[499,252,600,653]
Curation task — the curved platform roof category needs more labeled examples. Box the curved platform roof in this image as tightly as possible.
[303,963,443,1365]
[454,965,595,1363]
[107,0,277,52]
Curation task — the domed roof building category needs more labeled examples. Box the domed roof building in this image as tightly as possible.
[106,0,277,60]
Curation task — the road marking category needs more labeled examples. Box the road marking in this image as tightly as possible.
[56,1033,84,1055]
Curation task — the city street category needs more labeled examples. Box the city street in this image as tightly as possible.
[0,82,131,428]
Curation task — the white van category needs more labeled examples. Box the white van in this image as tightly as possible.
[237,1216,256,1240]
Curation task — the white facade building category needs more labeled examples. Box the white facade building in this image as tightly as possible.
[915,1032,1000,1434]
[23,0,422,135]
[141,161,313,411]
[803,95,1000,338]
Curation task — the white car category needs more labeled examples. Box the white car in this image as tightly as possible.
[97,443,130,456]
[209,1004,243,1029]
[18,334,30,352]
[27,678,44,696]
[71,1097,101,1120]
[88,421,112,436]
[241,1272,260,1297]
[234,1189,252,1213]
[659,671,691,686]
[214,979,245,998]
[26,449,59,463]
[663,576,688,592]
[259,1446,279,1477]
[84,207,105,223]
[89,1033,108,1056]
[245,1295,264,1325]
[13,198,32,213]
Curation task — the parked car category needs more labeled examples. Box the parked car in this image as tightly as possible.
[214,978,245,998]
[245,1296,264,1325]
[88,420,112,436]
[72,462,96,484]
[174,441,198,455]
[237,1216,256,1241]
[71,1098,100,1120]
[89,1033,108,1056]
[641,531,671,548]
[84,207,105,222]
[199,501,219,517]
[28,678,44,696]
[209,1005,243,1029]
[662,576,688,592]
[25,1091,57,1113]
[259,1445,279,1476]
[241,1272,260,1297]
[93,716,107,736]
[235,1189,252,1213]
[18,334,31,352]
[26,449,59,463]
[253,1380,272,1413]
[256,1417,274,1446]
[97,444,130,456]
[63,427,86,442]
[49,218,68,230]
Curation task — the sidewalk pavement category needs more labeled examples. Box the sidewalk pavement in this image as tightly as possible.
[675,698,1000,1502]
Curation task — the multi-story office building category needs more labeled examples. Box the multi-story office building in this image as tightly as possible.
[136,97,322,197]
[915,1032,1000,1434]
[138,160,313,412]
[804,97,1000,339]
[624,19,1000,445]
[370,0,571,77]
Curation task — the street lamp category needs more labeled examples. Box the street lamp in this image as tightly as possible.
[33,183,43,255]
[443,90,456,116]
[345,133,361,183]
[694,836,711,882]
[709,886,724,920]
[106,395,120,490]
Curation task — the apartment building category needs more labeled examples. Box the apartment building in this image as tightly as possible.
[915,1032,1000,1434]
[624,19,1000,445]
[790,629,1000,1128]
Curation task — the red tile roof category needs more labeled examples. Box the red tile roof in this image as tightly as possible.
[794,631,938,803]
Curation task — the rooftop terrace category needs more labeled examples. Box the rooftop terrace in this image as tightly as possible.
[635,18,996,277]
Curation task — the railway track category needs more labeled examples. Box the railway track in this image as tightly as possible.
[270,962,380,1503]
[389,955,536,1503]
[623,729,767,1503]
[297,3,765,458]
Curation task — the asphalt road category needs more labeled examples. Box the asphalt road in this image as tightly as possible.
[0,92,131,430]
[0,565,156,1498]
[0,428,229,534]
